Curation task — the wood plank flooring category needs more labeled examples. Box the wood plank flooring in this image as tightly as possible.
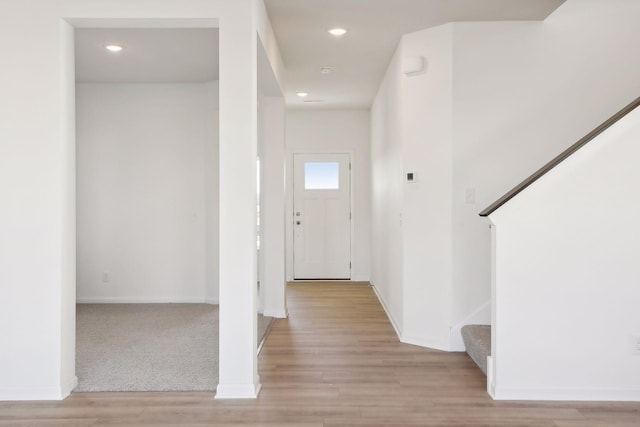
[1,282,639,426]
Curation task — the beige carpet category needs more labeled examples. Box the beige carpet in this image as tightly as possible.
[75,304,273,392]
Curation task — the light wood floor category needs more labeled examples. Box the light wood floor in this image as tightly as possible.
[1,282,639,426]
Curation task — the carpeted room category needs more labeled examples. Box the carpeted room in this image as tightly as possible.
[74,28,271,392]
[75,304,272,391]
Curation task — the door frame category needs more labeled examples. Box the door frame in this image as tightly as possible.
[285,149,355,281]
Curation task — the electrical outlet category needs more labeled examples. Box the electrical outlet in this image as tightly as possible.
[102,272,110,283]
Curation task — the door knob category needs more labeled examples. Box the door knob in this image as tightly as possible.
[296,221,301,225]
[295,212,301,216]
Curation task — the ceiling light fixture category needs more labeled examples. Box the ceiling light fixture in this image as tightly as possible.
[296,92,309,97]
[328,28,348,36]
[320,66,333,74]
[105,44,124,52]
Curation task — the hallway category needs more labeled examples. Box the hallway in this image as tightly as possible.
[1,283,638,425]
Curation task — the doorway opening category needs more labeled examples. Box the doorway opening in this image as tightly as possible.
[73,26,230,391]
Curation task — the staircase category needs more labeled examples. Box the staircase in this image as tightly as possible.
[461,325,490,375]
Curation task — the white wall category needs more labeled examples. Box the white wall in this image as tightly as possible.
[450,21,547,348]
[0,4,77,400]
[370,47,405,332]
[488,105,640,401]
[450,0,640,349]
[259,96,287,318]
[60,20,77,398]
[371,24,455,349]
[371,25,453,349]
[204,83,220,304]
[401,25,454,349]
[370,0,640,353]
[76,83,218,303]
[285,109,371,282]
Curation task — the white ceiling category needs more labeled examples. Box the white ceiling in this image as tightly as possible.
[265,0,565,109]
[75,28,219,83]
[74,0,566,107]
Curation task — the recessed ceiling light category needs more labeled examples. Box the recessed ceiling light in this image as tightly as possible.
[296,92,309,98]
[105,44,124,52]
[328,28,348,36]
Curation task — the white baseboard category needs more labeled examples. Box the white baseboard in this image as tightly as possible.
[263,309,288,318]
[204,298,219,305]
[449,300,491,352]
[0,385,65,401]
[370,282,402,341]
[492,385,640,402]
[62,375,78,398]
[215,382,262,399]
[76,297,207,304]
[487,355,495,398]
[0,375,78,401]
[401,333,451,352]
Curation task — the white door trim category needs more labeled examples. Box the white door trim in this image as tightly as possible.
[285,149,356,281]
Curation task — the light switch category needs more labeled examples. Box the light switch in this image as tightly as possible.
[465,188,476,204]
[632,336,640,355]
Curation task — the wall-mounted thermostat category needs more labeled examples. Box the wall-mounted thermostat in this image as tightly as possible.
[407,172,416,183]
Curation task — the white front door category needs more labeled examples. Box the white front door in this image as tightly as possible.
[293,153,351,279]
